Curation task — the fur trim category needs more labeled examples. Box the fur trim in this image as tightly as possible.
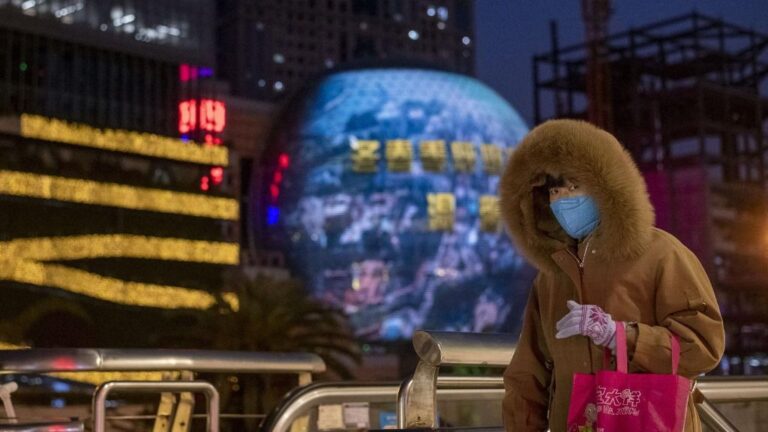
[500,120,655,271]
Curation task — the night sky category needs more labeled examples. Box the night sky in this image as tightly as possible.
[475,0,768,127]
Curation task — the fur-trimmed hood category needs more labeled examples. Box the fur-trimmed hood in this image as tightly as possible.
[500,119,655,271]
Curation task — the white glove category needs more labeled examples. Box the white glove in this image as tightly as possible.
[555,300,617,350]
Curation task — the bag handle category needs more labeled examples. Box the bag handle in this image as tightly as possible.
[613,321,681,374]
[616,321,628,373]
[670,330,681,375]
[602,324,628,372]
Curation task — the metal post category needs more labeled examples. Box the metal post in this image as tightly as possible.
[92,381,219,432]
[400,332,516,429]
[396,375,413,429]
[403,362,439,428]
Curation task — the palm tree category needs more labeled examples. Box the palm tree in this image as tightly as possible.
[210,273,361,429]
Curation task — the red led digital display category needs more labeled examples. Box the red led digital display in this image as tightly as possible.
[179,65,227,192]
[178,100,196,134]
[200,99,226,134]
[178,99,226,145]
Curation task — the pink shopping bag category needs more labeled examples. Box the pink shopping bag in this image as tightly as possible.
[566,323,690,432]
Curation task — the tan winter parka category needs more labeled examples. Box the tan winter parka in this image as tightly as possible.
[499,120,725,432]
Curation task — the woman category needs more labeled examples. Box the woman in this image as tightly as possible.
[499,119,724,432]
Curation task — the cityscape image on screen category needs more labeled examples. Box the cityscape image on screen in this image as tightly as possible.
[260,68,535,341]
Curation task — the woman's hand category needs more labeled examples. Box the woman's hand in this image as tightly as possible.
[556,300,617,350]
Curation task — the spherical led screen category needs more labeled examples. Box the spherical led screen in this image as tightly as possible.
[260,68,534,341]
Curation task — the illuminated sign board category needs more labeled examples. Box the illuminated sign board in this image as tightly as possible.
[178,98,226,145]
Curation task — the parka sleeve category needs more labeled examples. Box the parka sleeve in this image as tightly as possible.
[503,275,552,432]
[629,242,725,377]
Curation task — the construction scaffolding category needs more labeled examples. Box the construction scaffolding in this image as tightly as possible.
[534,12,768,372]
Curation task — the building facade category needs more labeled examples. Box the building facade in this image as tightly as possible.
[0,0,219,137]
[216,0,475,101]
[0,0,250,349]
[0,0,213,62]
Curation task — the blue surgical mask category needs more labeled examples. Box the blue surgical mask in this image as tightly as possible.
[550,195,600,239]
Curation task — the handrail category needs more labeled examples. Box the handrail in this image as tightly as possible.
[0,349,326,431]
[696,397,739,432]
[412,331,515,367]
[92,381,219,432]
[695,376,768,402]
[262,377,505,432]
[402,331,515,428]
[405,330,768,432]
[264,382,398,432]
[262,375,768,432]
[694,376,768,432]
[396,376,503,428]
[0,349,325,376]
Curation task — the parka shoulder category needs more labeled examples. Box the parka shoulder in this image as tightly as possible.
[645,228,701,263]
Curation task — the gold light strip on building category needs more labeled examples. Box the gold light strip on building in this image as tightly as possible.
[19,114,229,166]
[0,341,27,350]
[0,170,239,220]
[0,259,239,311]
[0,235,239,265]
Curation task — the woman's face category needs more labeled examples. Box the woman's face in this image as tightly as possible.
[548,178,584,203]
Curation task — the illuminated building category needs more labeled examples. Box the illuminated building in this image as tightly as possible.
[0,0,213,60]
[0,0,215,136]
[216,0,474,101]
[0,114,240,347]
[0,2,248,349]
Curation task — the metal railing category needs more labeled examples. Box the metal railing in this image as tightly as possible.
[259,331,515,432]
[92,381,219,432]
[261,378,505,432]
[695,377,768,403]
[695,377,768,432]
[1,337,766,432]
[698,398,739,432]
[260,375,766,432]
[397,330,768,432]
[400,331,515,428]
[0,348,325,384]
[411,331,516,367]
[0,348,326,431]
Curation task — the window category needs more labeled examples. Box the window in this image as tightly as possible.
[352,0,377,16]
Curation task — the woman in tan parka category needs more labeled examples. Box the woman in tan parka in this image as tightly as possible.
[499,119,725,432]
